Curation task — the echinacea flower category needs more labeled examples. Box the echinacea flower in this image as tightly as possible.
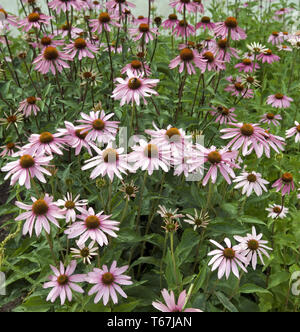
[106,0,135,15]
[247,42,268,54]
[184,209,210,231]
[119,180,139,201]
[240,74,260,88]
[38,34,64,50]
[266,204,289,219]
[56,23,83,39]
[268,31,284,45]
[266,93,293,109]
[233,171,269,197]
[170,0,198,13]
[89,12,120,34]
[86,261,132,305]
[18,97,41,117]
[286,121,300,143]
[1,152,52,189]
[235,58,260,73]
[212,38,239,62]
[56,192,88,223]
[169,47,204,75]
[272,172,295,196]
[129,23,158,43]
[224,77,254,99]
[257,49,280,64]
[112,70,159,106]
[152,289,202,312]
[208,238,248,279]
[173,19,195,38]
[260,113,282,126]
[64,207,119,246]
[33,46,71,75]
[0,142,21,157]
[48,0,82,14]
[277,44,292,52]
[162,14,178,29]
[257,131,285,158]
[70,240,98,264]
[43,260,85,305]
[121,60,151,76]
[64,37,98,60]
[214,17,247,40]
[18,12,51,32]
[199,50,225,72]
[15,194,64,236]
[196,16,215,31]
[157,205,184,221]
[210,106,237,124]
[0,111,23,129]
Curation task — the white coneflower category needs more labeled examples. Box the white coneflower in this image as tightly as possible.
[240,73,261,88]
[266,204,289,219]
[56,192,88,223]
[246,42,268,54]
[184,209,210,231]
[233,171,269,197]
[157,205,184,221]
[70,240,98,264]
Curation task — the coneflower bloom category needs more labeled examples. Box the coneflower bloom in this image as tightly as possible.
[257,131,285,158]
[266,93,293,108]
[157,205,184,221]
[134,15,149,25]
[152,289,202,312]
[18,12,51,32]
[184,209,210,231]
[43,261,85,305]
[106,0,135,15]
[0,142,21,157]
[233,171,269,197]
[56,192,88,223]
[162,14,178,29]
[18,97,41,117]
[277,44,292,52]
[173,20,195,38]
[286,121,300,143]
[170,0,198,13]
[121,60,151,76]
[169,47,204,75]
[112,70,159,106]
[210,106,237,124]
[247,42,268,54]
[225,79,254,98]
[1,152,52,189]
[36,35,65,50]
[119,180,139,201]
[23,131,67,156]
[64,207,119,246]
[70,241,98,264]
[76,110,119,144]
[15,194,64,236]
[220,123,268,157]
[56,23,83,39]
[129,23,158,43]
[234,227,272,270]
[0,110,23,128]
[235,58,260,73]
[0,7,18,27]
[101,40,123,54]
[48,0,82,14]
[214,17,247,40]
[260,112,282,126]
[89,12,120,34]
[240,74,261,88]
[87,261,132,305]
[196,16,215,31]
[172,145,200,178]
[64,37,98,60]
[33,46,71,75]
[128,139,171,175]
[266,204,289,219]
[208,238,248,279]
[257,49,280,64]
[82,143,132,182]
[268,31,284,45]
[272,172,295,196]
[199,51,225,72]
[212,38,239,62]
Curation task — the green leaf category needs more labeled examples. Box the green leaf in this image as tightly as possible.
[240,284,272,295]
[215,292,238,312]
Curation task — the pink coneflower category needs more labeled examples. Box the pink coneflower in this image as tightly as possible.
[0,142,21,157]
[129,23,158,43]
[214,17,247,40]
[106,0,135,15]
[82,143,132,182]
[224,77,254,99]
[189,145,239,186]
[221,123,268,157]
[286,121,300,143]
[56,23,83,39]
[56,192,88,223]
[199,51,225,72]
[33,46,71,75]
[89,12,120,34]
[212,38,239,62]
[268,31,284,45]
[170,0,197,13]
[76,110,119,144]
[208,238,248,279]
[43,261,85,305]
[134,15,149,25]
[64,37,98,60]
[0,7,18,27]
[152,289,202,312]
[210,106,237,124]
[100,41,123,54]
[71,240,98,264]
[128,139,171,175]
[172,145,200,178]
[1,152,52,189]
[275,7,292,16]
[257,49,280,64]
[196,16,215,31]
[266,204,289,219]
[18,12,51,32]
[173,20,195,38]
[235,58,260,73]
[162,14,178,29]
[277,44,292,52]
[15,194,64,236]
[35,35,64,50]
[234,227,272,270]
[260,112,282,126]
[169,48,204,75]
[233,171,269,197]
[121,60,151,76]
[57,121,95,156]
[18,96,41,117]
[87,261,132,305]
[266,93,293,108]
[257,131,285,158]
[272,172,295,196]
[48,0,82,14]
[112,70,159,106]
[64,207,119,246]
[23,131,67,156]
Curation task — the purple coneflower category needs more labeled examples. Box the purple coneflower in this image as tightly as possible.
[0,142,20,157]
[210,106,237,125]
[89,12,120,34]
[18,96,41,117]
[272,172,295,196]
[266,93,293,108]
[196,16,215,31]
[162,14,178,29]
[233,171,269,197]
[56,192,88,223]
[268,31,284,45]
[266,204,289,219]
[64,37,98,60]
[121,60,151,76]
[286,121,300,143]
[214,17,247,40]
[129,23,158,43]
[234,58,260,73]
[173,19,195,38]
[18,12,51,32]
[169,47,204,75]
[257,49,280,64]
[48,0,82,14]
[260,112,282,126]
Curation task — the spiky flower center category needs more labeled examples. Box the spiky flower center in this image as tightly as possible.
[266,113,275,120]
[128,77,142,90]
[131,60,142,69]
[275,93,284,100]
[217,39,227,49]
[139,23,149,33]
[180,0,191,3]
[125,186,134,195]
[234,83,244,91]
[138,15,145,20]
[240,123,254,136]
[242,58,252,66]
[273,206,282,213]
[180,48,194,61]
[225,17,238,28]
[75,129,88,139]
[92,119,105,130]
[219,107,230,115]
[272,31,279,37]
[179,20,188,27]
[201,16,211,23]
[57,275,69,285]
[246,76,255,83]
[203,51,214,63]
[20,155,35,169]
[27,96,37,104]
[265,49,272,56]
[103,148,119,163]
[115,0,126,3]
[39,132,54,144]
[0,8,8,19]
[6,142,15,150]
[102,272,115,285]
[74,38,87,49]
[247,173,257,182]
[296,125,300,133]
[32,199,49,216]
[282,172,293,183]
[65,200,75,209]
[166,127,181,141]
[99,12,110,23]
[41,36,52,46]
[43,46,59,60]
[28,12,40,23]
[61,23,71,31]
[223,248,235,259]
[85,215,100,229]
[144,144,159,159]
[207,151,222,164]
[83,71,93,79]
[169,14,178,20]
[80,248,90,258]
[248,239,259,251]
